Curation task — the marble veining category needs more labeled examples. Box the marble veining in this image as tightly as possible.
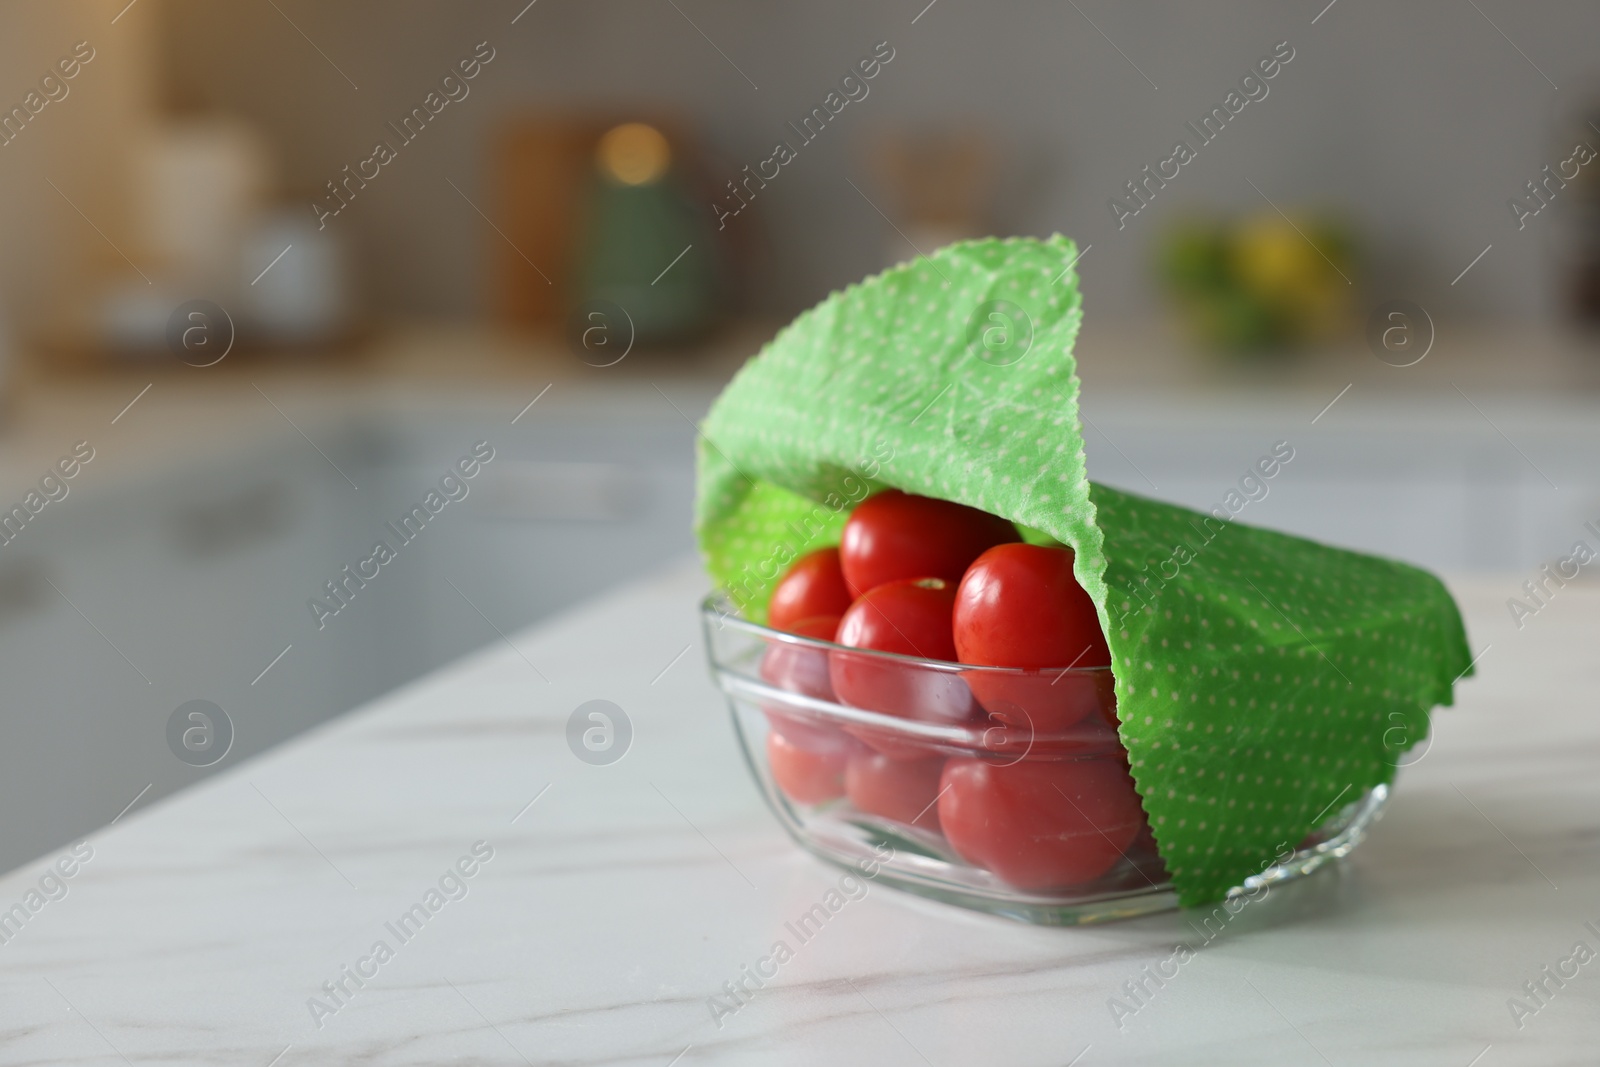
[0,561,1596,1066]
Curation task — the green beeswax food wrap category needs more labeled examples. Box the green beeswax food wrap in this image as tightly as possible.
[694,235,1473,906]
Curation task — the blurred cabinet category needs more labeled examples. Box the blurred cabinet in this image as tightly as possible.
[1082,408,1600,574]
[0,406,697,872]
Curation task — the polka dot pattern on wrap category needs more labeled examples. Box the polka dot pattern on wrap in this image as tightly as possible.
[694,235,1474,907]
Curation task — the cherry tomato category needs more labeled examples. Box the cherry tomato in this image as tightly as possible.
[760,614,844,750]
[840,489,1019,598]
[845,750,945,831]
[954,543,1112,732]
[975,681,1122,759]
[954,543,1109,668]
[830,581,981,754]
[760,615,840,701]
[938,757,1147,890]
[964,666,1121,737]
[768,548,853,632]
[836,579,958,661]
[766,730,849,805]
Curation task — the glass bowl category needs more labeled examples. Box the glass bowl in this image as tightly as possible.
[701,596,1389,926]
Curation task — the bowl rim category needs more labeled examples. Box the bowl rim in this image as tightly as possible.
[702,594,1125,755]
[701,594,1115,678]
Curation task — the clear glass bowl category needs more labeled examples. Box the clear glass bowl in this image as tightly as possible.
[702,596,1389,926]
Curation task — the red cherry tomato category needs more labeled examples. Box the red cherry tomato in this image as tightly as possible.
[975,680,1122,759]
[964,666,1122,738]
[830,581,981,755]
[766,730,848,805]
[840,490,1019,598]
[760,615,840,701]
[845,750,945,831]
[768,548,853,632]
[938,757,1147,890]
[760,614,844,750]
[954,543,1112,733]
[954,543,1109,668]
[836,579,958,661]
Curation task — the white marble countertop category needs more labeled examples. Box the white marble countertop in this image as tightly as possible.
[1,559,1596,1066]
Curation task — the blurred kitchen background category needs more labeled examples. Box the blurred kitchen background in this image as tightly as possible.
[0,0,1597,870]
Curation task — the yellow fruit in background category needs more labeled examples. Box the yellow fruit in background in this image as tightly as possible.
[1158,210,1358,352]
[1234,216,1322,297]
[1231,213,1352,342]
